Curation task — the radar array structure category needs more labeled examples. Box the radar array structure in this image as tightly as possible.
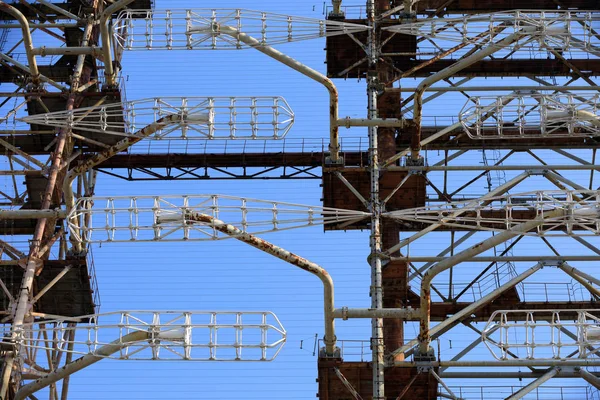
[1,0,600,399]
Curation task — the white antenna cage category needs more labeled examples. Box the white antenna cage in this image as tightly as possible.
[19,97,295,140]
[114,8,371,50]
[3,311,286,361]
[384,10,600,55]
[460,93,600,139]
[67,194,371,244]
[483,309,600,361]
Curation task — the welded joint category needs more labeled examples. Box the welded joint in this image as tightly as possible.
[538,260,562,267]
[526,169,549,175]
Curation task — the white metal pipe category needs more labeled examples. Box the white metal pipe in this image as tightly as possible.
[579,368,600,390]
[382,122,462,168]
[558,263,600,299]
[385,170,529,255]
[333,307,421,320]
[14,330,150,400]
[416,208,568,355]
[558,263,600,288]
[31,265,72,303]
[184,211,337,356]
[1,22,80,28]
[0,2,40,85]
[440,371,591,378]
[72,22,95,87]
[100,0,136,86]
[219,25,341,164]
[399,360,600,367]
[505,368,560,400]
[366,1,385,397]
[411,32,524,161]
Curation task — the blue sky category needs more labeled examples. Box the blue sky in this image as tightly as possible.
[3,1,600,398]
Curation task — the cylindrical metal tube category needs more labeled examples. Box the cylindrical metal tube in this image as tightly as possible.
[417,209,566,355]
[333,307,421,320]
[0,2,40,85]
[505,368,560,400]
[31,46,101,56]
[219,26,341,164]
[185,212,337,357]
[14,331,150,400]
[0,209,67,219]
[411,32,523,161]
[100,0,136,86]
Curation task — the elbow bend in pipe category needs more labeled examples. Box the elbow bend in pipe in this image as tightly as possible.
[0,2,39,83]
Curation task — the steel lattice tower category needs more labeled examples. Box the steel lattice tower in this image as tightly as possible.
[0,1,600,399]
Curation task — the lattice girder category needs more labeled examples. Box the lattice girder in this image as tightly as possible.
[114,8,371,50]
[383,10,600,54]
[483,309,600,360]
[18,97,295,140]
[67,194,371,244]
[3,311,286,362]
[460,92,600,139]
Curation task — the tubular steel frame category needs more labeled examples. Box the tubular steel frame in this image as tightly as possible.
[1,1,600,400]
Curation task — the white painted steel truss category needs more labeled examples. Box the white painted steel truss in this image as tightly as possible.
[483,309,600,361]
[113,8,371,50]
[18,97,295,140]
[383,10,600,54]
[67,194,371,244]
[384,190,600,236]
[460,93,600,139]
[2,311,286,362]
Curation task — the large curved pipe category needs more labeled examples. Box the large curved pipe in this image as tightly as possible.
[185,212,337,356]
[100,0,136,86]
[411,31,526,162]
[0,1,40,85]
[218,25,341,164]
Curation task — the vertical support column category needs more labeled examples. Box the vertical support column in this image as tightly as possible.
[0,14,97,398]
[375,21,406,362]
[367,1,385,399]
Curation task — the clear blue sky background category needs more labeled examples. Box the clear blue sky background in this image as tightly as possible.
[3,1,600,398]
